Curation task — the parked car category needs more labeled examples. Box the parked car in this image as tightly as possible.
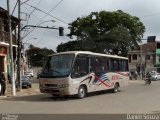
[21,75,32,88]
[150,73,160,81]
[149,71,157,75]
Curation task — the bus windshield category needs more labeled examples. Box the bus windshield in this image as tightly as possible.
[41,54,75,77]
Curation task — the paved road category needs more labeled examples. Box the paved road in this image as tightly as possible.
[0,79,160,114]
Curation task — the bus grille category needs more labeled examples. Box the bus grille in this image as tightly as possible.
[45,84,58,87]
[44,89,59,93]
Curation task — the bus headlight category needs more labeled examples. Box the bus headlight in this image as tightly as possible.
[59,84,69,88]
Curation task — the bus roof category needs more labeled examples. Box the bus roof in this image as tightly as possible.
[51,51,128,60]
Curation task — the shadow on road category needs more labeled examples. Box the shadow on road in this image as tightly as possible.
[2,90,116,102]
[2,94,77,102]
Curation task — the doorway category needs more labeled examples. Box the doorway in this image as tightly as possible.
[0,56,4,73]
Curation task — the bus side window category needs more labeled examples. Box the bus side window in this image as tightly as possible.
[71,55,89,78]
[124,60,129,71]
[119,60,122,71]
[90,57,106,77]
[103,57,108,72]
[114,59,119,71]
[108,58,114,72]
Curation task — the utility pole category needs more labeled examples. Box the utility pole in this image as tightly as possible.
[140,38,147,80]
[140,44,143,80]
[17,0,22,91]
[7,0,16,96]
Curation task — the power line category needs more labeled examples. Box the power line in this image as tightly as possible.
[22,0,42,37]
[23,5,41,21]
[20,0,29,5]
[11,0,18,15]
[26,0,42,24]
[49,0,64,12]
[22,0,67,39]
[140,12,160,19]
[24,1,67,24]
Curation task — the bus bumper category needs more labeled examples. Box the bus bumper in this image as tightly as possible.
[39,87,70,96]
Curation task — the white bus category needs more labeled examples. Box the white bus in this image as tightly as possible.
[39,51,129,98]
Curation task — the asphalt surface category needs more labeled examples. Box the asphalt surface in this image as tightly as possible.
[0,79,160,114]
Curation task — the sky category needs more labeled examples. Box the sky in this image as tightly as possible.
[1,0,160,51]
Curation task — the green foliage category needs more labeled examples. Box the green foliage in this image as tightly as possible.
[26,45,55,67]
[59,10,145,56]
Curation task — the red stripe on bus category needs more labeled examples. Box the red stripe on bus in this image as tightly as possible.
[116,72,128,76]
[94,75,111,87]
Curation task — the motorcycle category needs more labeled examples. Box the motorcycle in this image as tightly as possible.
[145,78,151,85]
[145,72,152,85]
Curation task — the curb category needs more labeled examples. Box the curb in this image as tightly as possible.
[0,96,7,99]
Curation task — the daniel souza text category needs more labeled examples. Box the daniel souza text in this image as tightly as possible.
[127,114,160,120]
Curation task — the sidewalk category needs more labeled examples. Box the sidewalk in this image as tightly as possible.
[0,84,40,98]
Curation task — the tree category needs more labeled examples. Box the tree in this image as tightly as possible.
[66,10,145,56]
[26,45,55,67]
[99,25,132,56]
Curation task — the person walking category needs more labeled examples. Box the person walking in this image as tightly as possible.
[145,72,151,85]
[0,72,6,96]
[134,71,138,80]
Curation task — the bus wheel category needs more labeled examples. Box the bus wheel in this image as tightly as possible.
[112,83,119,93]
[78,86,86,99]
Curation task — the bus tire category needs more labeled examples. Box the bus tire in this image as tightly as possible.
[77,85,86,99]
[112,83,119,93]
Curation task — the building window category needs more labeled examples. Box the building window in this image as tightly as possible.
[132,54,137,60]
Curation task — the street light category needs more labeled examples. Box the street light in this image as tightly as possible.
[21,19,56,36]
